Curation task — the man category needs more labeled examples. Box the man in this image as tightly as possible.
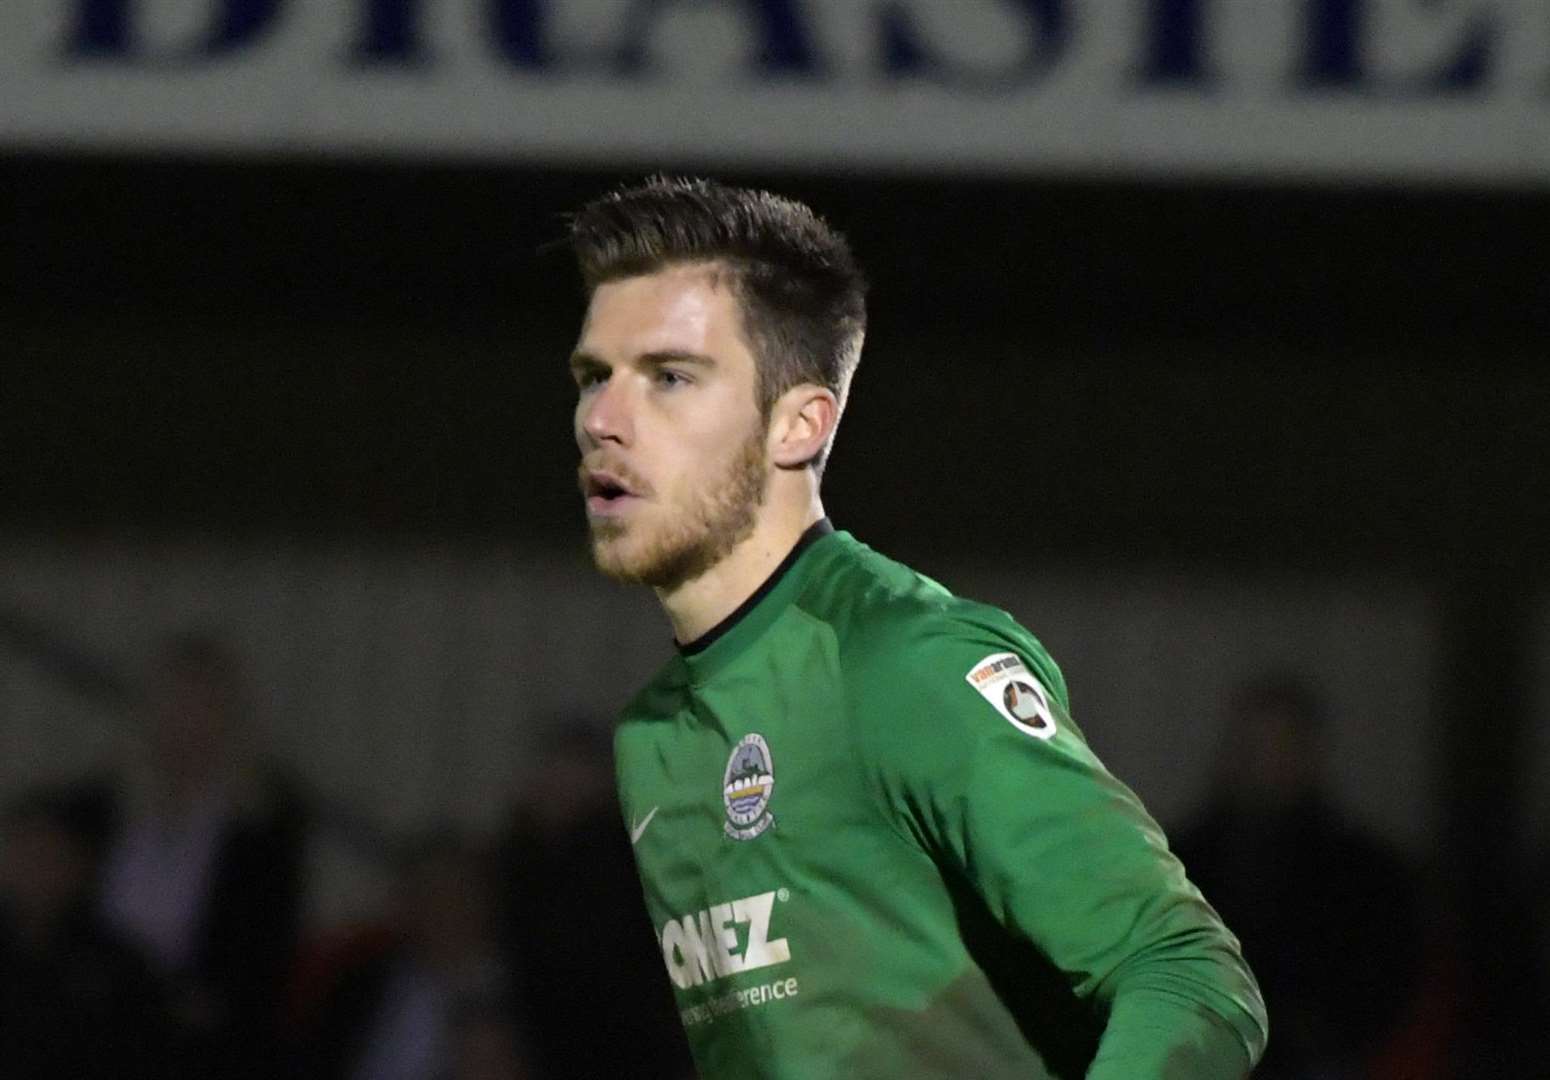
[567,177,1267,1078]
[98,632,308,1080]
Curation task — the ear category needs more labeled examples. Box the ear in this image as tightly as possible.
[767,384,840,470]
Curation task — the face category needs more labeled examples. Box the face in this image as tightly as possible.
[571,264,770,590]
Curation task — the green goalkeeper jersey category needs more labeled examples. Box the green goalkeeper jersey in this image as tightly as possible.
[614,522,1267,1079]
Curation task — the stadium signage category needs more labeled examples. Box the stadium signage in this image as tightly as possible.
[4,0,1546,181]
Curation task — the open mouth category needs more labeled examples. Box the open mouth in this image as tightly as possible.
[583,470,641,514]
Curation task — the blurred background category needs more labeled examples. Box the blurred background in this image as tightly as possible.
[2,2,1547,1078]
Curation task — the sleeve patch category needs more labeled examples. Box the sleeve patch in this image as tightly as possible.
[964,652,1058,740]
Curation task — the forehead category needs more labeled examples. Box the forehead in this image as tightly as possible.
[579,263,748,358]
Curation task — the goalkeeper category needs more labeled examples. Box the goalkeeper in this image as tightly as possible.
[564,176,1267,1079]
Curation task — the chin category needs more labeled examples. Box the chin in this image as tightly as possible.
[590,525,722,591]
[591,540,648,584]
[589,526,662,585]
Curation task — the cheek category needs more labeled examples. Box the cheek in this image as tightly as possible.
[665,423,735,485]
[680,397,761,455]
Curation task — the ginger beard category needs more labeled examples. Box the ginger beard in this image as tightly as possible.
[584,419,770,592]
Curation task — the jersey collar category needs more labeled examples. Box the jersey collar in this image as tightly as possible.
[676,518,835,679]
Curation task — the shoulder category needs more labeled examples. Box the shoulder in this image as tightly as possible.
[617,652,687,720]
[613,655,687,763]
[802,534,1069,715]
[813,542,1114,841]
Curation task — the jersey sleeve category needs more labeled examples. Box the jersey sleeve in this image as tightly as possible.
[850,611,1268,1078]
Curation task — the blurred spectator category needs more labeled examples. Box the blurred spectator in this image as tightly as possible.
[497,720,695,1080]
[95,630,310,1078]
[1171,673,1432,1080]
[448,1000,532,1080]
[292,828,530,1079]
[0,784,170,1079]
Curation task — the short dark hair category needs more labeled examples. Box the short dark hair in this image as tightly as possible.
[570,177,867,471]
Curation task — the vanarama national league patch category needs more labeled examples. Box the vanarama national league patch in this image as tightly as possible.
[965,652,1057,740]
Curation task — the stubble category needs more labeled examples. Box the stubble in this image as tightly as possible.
[589,425,769,592]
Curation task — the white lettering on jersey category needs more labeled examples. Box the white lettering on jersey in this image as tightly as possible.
[660,890,791,989]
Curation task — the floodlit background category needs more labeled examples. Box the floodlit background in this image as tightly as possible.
[3,3,1547,1078]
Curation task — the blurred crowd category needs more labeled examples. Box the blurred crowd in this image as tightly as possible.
[0,631,693,1080]
[1,634,1543,1078]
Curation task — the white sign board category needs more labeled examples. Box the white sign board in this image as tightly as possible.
[2,1,1547,182]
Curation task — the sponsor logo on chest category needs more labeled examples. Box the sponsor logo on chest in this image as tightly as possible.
[660,888,792,989]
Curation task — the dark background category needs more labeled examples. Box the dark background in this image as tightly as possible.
[6,156,1547,571]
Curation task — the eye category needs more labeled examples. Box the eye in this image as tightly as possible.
[574,367,606,391]
[655,368,690,388]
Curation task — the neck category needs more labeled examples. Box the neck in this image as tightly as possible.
[657,489,825,645]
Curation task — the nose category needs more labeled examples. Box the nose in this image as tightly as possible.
[578,375,632,448]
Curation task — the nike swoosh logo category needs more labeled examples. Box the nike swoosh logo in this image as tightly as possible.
[629,806,659,846]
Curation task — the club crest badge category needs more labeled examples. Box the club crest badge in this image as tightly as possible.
[723,732,776,840]
[965,652,1058,740]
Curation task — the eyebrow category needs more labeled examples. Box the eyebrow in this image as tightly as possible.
[568,350,607,377]
[568,349,718,374]
[639,350,717,369]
